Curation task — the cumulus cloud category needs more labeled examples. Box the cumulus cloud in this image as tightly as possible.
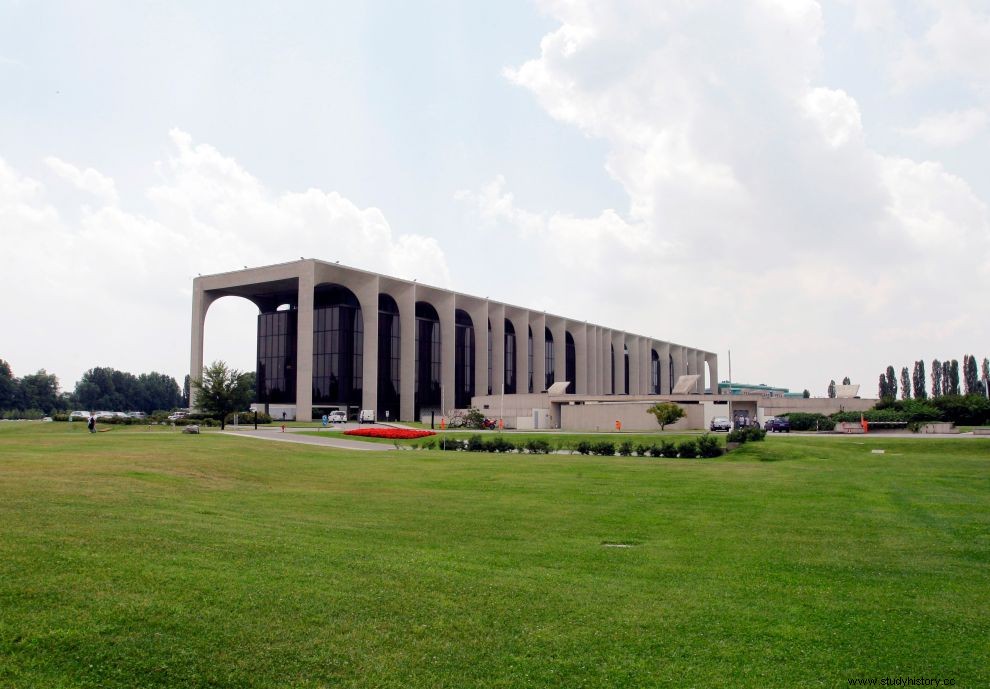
[0,131,449,387]
[899,108,988,147]
[462,0,990,393]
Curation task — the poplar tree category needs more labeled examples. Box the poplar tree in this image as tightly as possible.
[899,367,910,400]
[885,365,897,399]
[982,358,990,398]
[828,380,836,398]
[878,374,888,399]
[963,355,979,395]
[912,360,927,399]
[931,360,942,397]
[948,359,960,396]
[842,377,851,385]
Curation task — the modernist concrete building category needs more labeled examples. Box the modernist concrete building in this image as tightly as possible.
[190,259,719,421]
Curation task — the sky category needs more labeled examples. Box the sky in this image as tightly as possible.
[1,0,989,398]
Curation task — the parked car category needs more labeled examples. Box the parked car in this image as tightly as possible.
[69,411,90,420]
[127,411,146,419]
[95,411,116,420]
[167,411,188,421]
[764,417,791,433]
[710,416,731,432]
[328,410,347,424]
[359,409,375,424]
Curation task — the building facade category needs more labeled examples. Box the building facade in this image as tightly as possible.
[190,259,719,421]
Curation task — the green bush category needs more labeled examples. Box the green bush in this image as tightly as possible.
[52,413,70,422]
[524,438,552,454]
[591,441,615,456]
[931,394,990,426]
[783,413,835,431]
[575,441,592,455]
[224,411,273,425]
[677,439,698,458]
[696,434,722,458]
[635,443,653,457]
[618,441,633,456]
[490,436,514,453]
[658,441,677,458]
[466,435,485,452]
[420,437,437,450]
[727,426,766,444]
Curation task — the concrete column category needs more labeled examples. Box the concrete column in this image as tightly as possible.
[612,331,626,395]
[587,326,599,395]
[356,276,380,417]
[692,351,702,393]
[509,311,529,395]
[596,327,605,394]
[532,313,546,392]
[550,318,566,386]
[467,301,488,402]
[640,337,651,394]
[574,322,588,394]
[628,335,641,395]
[491,304,505,396]
[188,280,217,409]
[295,263,315,421]
[671,345,684,392]
[706,353,719,396]
[600,329,611,394]
[438,293,456,414]
[659,342,671,394]
[398,284,416,422]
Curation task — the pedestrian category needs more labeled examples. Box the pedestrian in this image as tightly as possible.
[87,414,96,433]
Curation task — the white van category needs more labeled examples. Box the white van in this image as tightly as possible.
[359,409,375,424]
[328,410,347,424]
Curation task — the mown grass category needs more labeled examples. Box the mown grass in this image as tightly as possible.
[300,429,717,448]
[1,422,988,688]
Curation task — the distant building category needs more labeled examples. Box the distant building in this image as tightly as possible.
[717,381,805,398]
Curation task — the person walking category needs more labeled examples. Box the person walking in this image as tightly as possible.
[87,414,96,433]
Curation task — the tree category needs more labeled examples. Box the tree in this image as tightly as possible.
[878,374,888,399]
[0,359,16,411]
[842,377,851,386]
[931,359,942,397]
[948,359,960,396]
[646,402,685,431]
[912,360,927,400]
[983,358,990,399]
[963,355,980,395]
[138,372,182,412]
[182,374,191,408]
[802,389,810,398]
[191,361,254,430]
[899,367,910,400]
[887,366,898,398]
[827,380,836,398]
[16,370,62,414]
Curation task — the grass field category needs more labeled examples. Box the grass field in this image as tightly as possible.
[1,422,987,688]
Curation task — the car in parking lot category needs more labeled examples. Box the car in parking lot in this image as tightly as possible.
[764,417,791,433]
[69,411,90,420]
[328,410,347,423]
[167,411,188,421]
[709,416,731,432]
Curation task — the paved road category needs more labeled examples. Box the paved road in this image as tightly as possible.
[221,428,394,451]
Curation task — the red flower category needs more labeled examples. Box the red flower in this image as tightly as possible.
[343,428,436,439]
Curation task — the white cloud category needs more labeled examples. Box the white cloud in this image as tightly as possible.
[468,0,990,394]
[899,108,988,147]
[0,131,450,388]
[45,157,119,205]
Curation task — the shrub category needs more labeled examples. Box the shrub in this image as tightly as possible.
[677,439,698,458]
[591,441,615,456]
[525,438,552,454]
[696,434,723,458]
[224,411,272,425]
[783,412,835,432]
[576,441,592,455]
[931,394,990,426]
[618,441,633,456]
[490,436,515,453]
[658,441,677,458]
[419,437,437,450]
[466,434,485,452]
[52,413,70,422]
[462,408,486,429]
[727,426,766,444]
[635,443,653,457]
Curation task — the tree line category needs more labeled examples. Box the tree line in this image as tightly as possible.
[0,358,194,417]
[876,356,989,400]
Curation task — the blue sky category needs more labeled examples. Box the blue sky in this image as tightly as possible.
[2,0,989,397]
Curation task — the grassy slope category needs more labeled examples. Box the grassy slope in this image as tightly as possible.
[0,423,987,688]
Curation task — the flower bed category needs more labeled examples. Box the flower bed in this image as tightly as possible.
[344,427,436,440]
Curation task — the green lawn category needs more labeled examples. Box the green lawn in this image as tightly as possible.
[1,422,987,688]
[300,429,715,448]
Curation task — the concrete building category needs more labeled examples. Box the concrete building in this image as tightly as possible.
[190,259,719,421]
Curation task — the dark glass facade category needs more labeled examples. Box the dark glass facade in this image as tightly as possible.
[527,326,534,393]
[487,320,493,395]
[377,294,400,420]
[415,302,441,417]
[565,331,575,394]
[544,327,554,390]
[312,286,363,409]
[257,309,297,404]
[455,310,475,409]
[668,353,674,393]
[610,344,615,395]
[651,349,660,394]
[504,319,516,394]
[624,344,630,395]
